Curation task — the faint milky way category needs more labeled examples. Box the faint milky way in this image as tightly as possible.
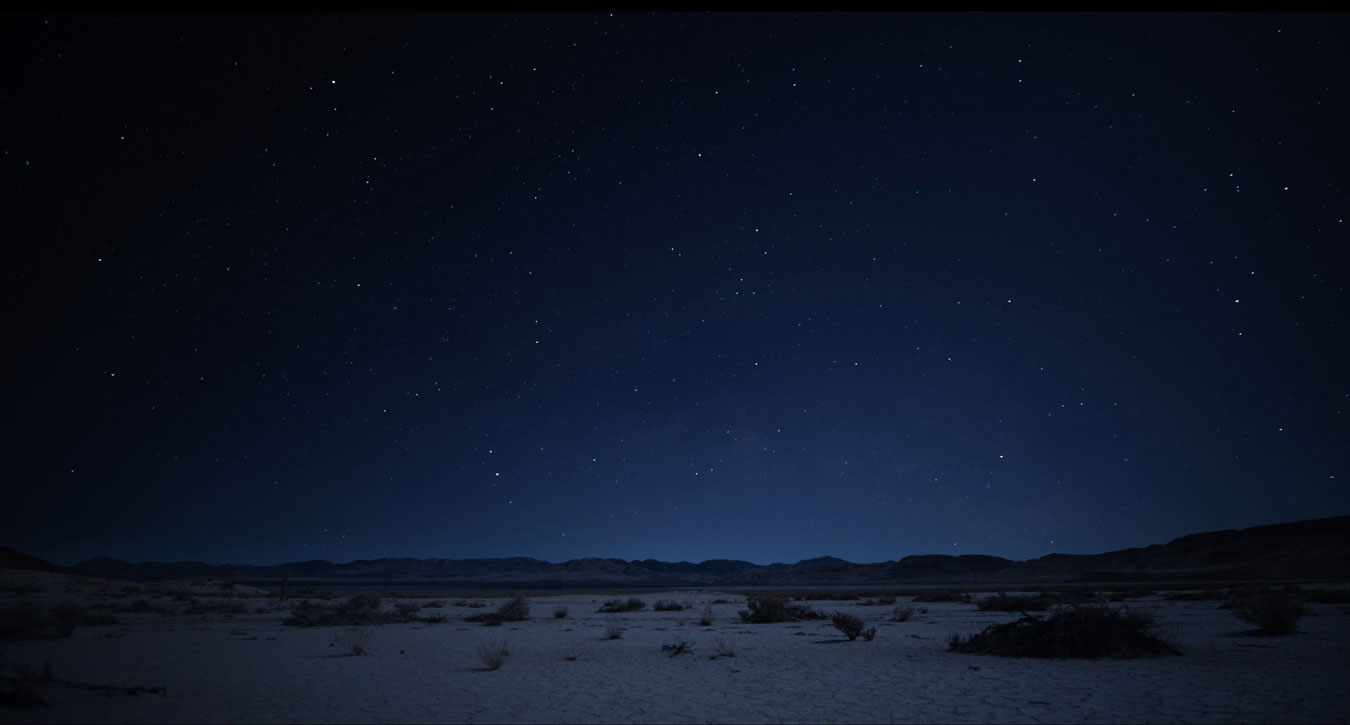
[4,12,1347,567]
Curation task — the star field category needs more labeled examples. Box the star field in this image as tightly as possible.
[4,12,1347,567]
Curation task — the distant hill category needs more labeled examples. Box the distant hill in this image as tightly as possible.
[61,515,1350,587]
[0,545,88,577]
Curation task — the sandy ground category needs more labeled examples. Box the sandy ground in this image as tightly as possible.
[2,584,1348,724]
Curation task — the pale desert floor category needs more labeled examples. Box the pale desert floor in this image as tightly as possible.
[2,583,1348,724]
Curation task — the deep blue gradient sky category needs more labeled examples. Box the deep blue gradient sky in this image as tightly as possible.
[5,12,1347,567]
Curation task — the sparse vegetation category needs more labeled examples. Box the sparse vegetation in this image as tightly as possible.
[710,635,736,659]
[332,627,373,655]
[661,638,694,656]
[285,594,387,627]
[1229,590,1303,635]
[738,596,824,623]
[912,590,970,603]
[698,603,716,626]
[653,600,684,612]
[598,597,646,613]
[476,637,508,670]
[857,596,897,606]
[830,611,867,640]
[0,603,84,641]
[184,599,248,616]
[975,593,1052,612]
[604,617,625,639]
[891,606,915,622]
[553,605,569,619]
[948,604,1181,659]
[466,596,530,626]
[862,626,877,641]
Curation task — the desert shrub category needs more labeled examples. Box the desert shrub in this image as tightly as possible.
[285,596,388,627]
[698,603,715,626]
[466,596,530,626]
[862,626,877,641]
[497,597,530,622]
[553,605,569,619]
[604,617,625,639]
[476,637,508,669]
[912,590,970,603]
[561,646,580,661]
[393,602,421,622]
[661,638,694,656]
[1229,591,1303,635]
[711,598,732,605]
[0,603,84,641]
[830,611,867,640]
[117,598,160,614]
[857,596,897,606]
[710,635,736,659]
[653,600,684,612]
[1163,589,1231,602]
[598,597,646,613]
[948,605,1180,659]
[421,600,443,609]
[891,606,915,622]
[976,593,1052,612]
[332,627,373,655]
[738,596,824,623]
[184,599,247,616]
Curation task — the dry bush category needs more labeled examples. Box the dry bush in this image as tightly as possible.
[604,617,625,639]
[466,596,530,626]
[653,600,684,612]
[948,605,1181,659]
[710,635,736,659]
[332,627,373,655]
[553,605,569,619]
[861,626,877,641]
[1229,590,1303,635]
[661,638,694,657]
[598,597,646,613]
[738,596,824,623]
[975,593,1052,612]
[890,606,915,622]
[830,611,867,640]
[476,637,508,669]
[911,590,969,603]
[184,599,248,616]
[0,604,84,641]
[857,596,897,606]
[698,603,716,626]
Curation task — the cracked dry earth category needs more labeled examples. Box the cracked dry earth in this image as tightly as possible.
[2,590,1347,723]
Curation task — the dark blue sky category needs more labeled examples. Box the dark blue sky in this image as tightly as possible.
[5,12,1347,567]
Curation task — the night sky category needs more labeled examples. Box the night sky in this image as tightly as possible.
[5,12,1347,568]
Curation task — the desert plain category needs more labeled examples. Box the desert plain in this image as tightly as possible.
[1,572,1348,724]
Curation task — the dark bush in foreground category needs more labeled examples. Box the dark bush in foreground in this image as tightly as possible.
[738,596,824,623]
[975,593,1052,612]
[0,604,84,641]
[466,597,530,626]
[831,612,867,640]
[912,590,969,603]
[948,605,1180,659]
[598,597,646,613]
[1229,591,1302,635]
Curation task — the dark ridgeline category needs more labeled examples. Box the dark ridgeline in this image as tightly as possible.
[22,516,1350,588]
